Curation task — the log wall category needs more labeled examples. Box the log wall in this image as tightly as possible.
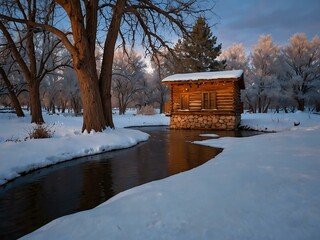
[170,80,239,112]
[166,79,243,130]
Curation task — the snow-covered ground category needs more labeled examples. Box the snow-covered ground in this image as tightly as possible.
[1,110,320,239]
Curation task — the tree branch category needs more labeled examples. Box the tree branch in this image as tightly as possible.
[0,14,77,57]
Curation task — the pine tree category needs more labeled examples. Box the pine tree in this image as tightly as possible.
[170,17,225,73]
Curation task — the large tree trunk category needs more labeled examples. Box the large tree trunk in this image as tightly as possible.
[57,0,107,132]
[70,39,106,131]
[99,0,126,128]
[29,80,44,124]
[74,64,106,132]
[100,76,114,127]
[29,81,45,124]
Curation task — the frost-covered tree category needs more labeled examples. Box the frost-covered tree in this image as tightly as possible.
[41,46,72,114]
[41,74,63,114]
[281,33,320,111]
[134,72,156,109]
[168,17,225,73]
[147,52,171,113]
[220,43,247,71]
[59,67,82,115]
[220,34,320,113]
[245,35,280,113]
[112,50,147,115]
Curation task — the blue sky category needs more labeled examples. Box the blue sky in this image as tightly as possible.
[212,0,320,51]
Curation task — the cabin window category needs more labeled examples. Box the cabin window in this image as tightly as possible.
[180,94,189,110]
[202,92,216,109]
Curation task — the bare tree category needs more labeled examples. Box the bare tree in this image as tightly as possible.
[0,1,71,123]
[150,53,171,113]
[221,35,320,113]
[58,67,82,115]
[41,46,73,114]
[0,45,26,116]
[246,35,280,113]
[1,0,214,132]
[220,43,257,112]
[41,74,62,114]
[112,50,146,115]
[281,33,320,111]
[220,43,247,71]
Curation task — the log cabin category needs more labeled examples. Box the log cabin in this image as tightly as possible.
[162,70,245,130]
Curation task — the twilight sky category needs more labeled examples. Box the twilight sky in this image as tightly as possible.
[212,0,320,51]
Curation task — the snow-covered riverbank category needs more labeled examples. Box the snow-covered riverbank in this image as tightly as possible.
[0,111,169,185]
[1,110,320,239]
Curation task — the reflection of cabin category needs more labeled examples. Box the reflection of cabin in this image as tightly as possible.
[162,70,245,130]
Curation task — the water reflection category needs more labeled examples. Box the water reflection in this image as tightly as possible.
[0,127,254,239]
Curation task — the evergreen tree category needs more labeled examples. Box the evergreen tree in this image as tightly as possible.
[169,17,225,73]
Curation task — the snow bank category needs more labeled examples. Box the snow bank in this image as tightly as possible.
[1,110,320,239]
[0,111,168,185]
[20,111,320,240]
[241,111,319,132]
[0,128,149,185]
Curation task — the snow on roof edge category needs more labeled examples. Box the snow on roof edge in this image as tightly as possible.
[162,70,243,82]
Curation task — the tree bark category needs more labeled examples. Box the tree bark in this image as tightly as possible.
[99,0,126,128]
[74,62,106,132]
[57,0,107,132]
[29,80,44,123]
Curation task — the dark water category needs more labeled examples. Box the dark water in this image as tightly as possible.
[0,127,257,239]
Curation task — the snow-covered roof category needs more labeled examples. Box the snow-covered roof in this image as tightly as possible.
[162,70,243,83]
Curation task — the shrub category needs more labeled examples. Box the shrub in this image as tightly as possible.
[137,105,156,115]
[27,124,55,139]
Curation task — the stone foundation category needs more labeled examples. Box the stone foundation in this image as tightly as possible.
[170,114,241,130]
